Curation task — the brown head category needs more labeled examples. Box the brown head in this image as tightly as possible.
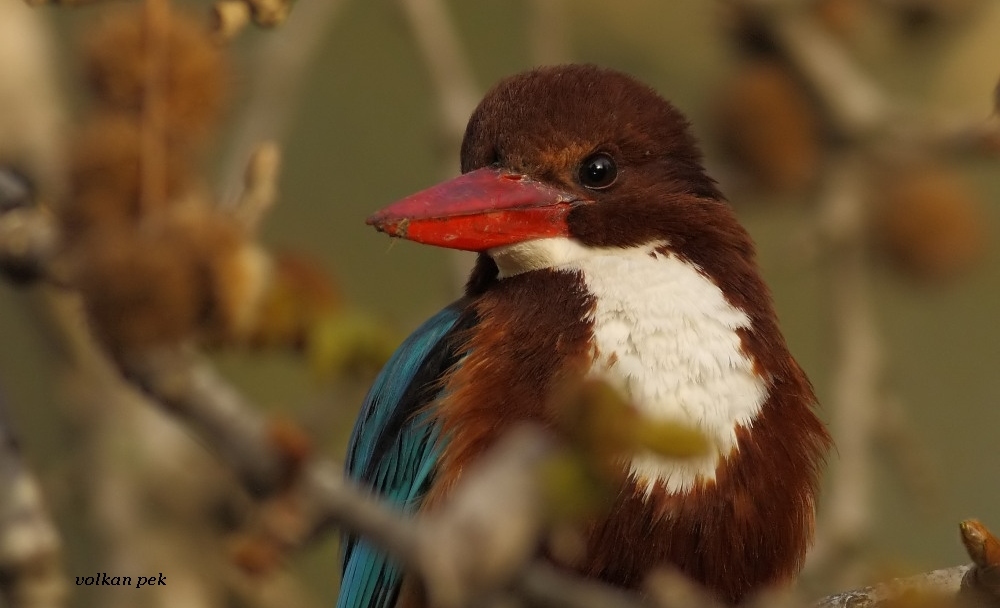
[368,65,758,301]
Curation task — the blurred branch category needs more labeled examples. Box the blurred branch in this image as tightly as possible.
[814,565,971,608]
[732,0,998,583]
[233,142,282,236]
[219,0,346,200]
[736,0,890,137]
[121,348,289,495]
[807,155,882,571]
[734,0,1000,152]
[397,0,479,146]
[0,394,65,608]
[126,345,556,608]
[0,7,67,602]
[397,0,480,293]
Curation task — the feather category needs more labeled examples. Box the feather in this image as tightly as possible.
[337,300,473,608]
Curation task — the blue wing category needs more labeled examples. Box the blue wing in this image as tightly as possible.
[337,300,471,608]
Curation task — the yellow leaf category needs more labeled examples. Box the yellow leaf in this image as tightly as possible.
[307,311,398,380]
[632,418,713,459]
[538,451,611,521]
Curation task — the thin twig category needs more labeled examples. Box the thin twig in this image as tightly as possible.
[761,6,889,138]
[397,0,479,146]
[233,142,282,235]
[396,0,481,292]
[218,0,347,202]
[806,154,881,574]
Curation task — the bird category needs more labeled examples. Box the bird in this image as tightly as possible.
[339,64,831,608]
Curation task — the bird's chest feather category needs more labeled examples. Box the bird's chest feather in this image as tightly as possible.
[423,246,826,605]
[430,245,767,498]
[574,247,767,494]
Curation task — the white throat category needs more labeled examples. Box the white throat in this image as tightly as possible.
[490,237,767,494]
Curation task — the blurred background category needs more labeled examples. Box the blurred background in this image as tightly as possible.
[1,0,999,606]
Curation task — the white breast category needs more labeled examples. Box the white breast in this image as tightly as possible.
[491,238,767,494]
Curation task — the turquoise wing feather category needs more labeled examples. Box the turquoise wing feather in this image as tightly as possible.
[337,301,470,608]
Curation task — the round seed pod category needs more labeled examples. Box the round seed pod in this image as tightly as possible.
[64,114,192,236]
[713,60,822,195]
[875,163,988,281]
[75,225,205,351]
[84,6,228,140]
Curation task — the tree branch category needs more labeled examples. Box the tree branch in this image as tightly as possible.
[396,0,481,293]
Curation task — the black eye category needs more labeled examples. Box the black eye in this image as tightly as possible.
[579,153,618,189]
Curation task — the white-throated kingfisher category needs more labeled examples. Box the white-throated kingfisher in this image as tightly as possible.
[339,65,830,608]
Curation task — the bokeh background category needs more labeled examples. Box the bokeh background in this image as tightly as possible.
[1,0,999,606]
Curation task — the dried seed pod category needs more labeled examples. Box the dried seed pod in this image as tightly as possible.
[714,60,822,194]
[75,226,205,350]
[84,6,228,139]
[64,113,191,235]
[72,196,273,350]
[212,0,251,41]
[875,163,988,281]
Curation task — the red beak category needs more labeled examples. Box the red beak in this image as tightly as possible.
[366,168,580,252]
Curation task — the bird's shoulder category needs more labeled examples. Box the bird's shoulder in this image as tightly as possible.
[345,297,475,488]
[339,298,476,608]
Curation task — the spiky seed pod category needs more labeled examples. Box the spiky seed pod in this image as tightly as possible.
[74,226,205,351]
[64,113,191,236]
[714,60,822,194]
[73,197,273,351]
[875,163,988,281]
[84,6,228,140]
